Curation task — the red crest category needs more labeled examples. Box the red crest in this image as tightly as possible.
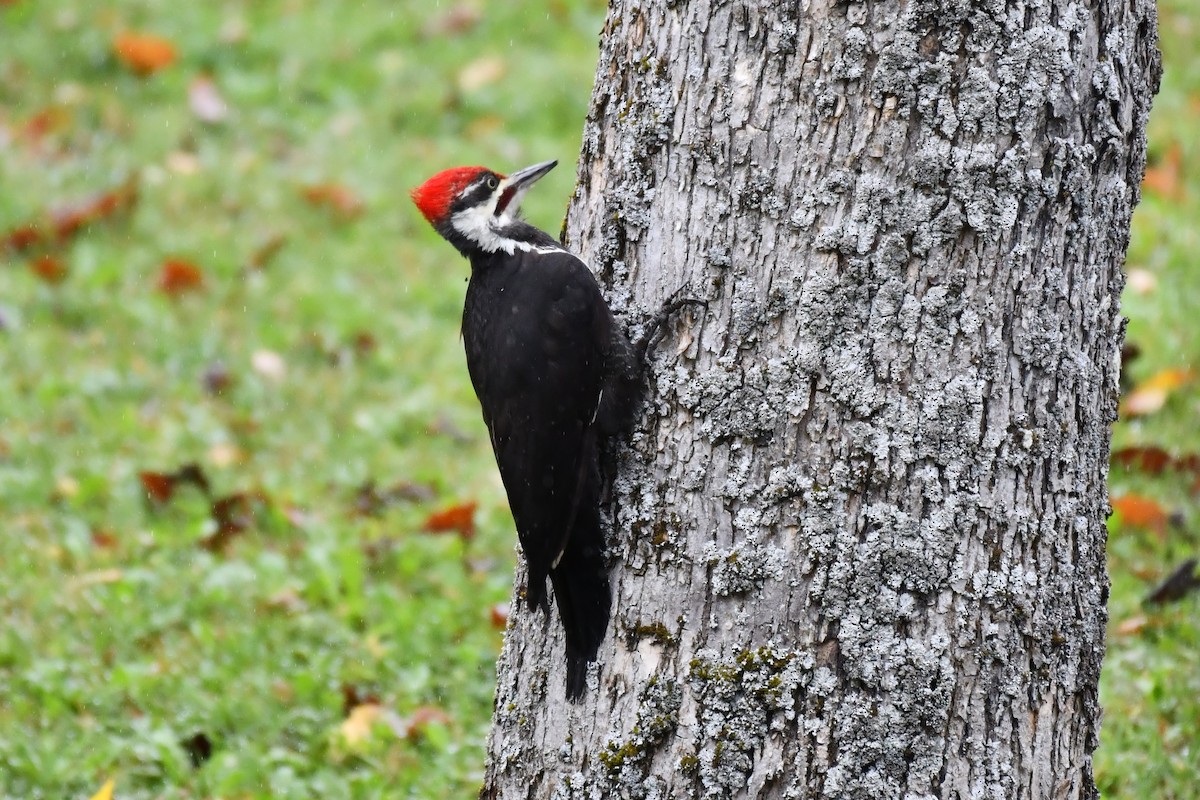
[410,166,504,223]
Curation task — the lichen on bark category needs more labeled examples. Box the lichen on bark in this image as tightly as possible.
[481,0,1160,797]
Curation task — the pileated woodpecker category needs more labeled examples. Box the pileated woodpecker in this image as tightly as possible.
[411,160,639,700]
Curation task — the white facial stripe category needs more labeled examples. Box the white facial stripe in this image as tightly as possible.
[449,177,566,256]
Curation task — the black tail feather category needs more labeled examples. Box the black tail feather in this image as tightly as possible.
[549,525,611,702]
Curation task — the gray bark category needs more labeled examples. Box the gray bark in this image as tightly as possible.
[482,1,1159,798]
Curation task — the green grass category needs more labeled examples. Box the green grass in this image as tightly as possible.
[1096,1,1200,796]
[1,1,1197,798]
[0,2,606,797]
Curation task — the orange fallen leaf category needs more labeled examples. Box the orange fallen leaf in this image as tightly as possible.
[114,32,177,76]
[301,183,364,219]
[30,254,68,284]
[156,258,205,295]
[1121,368,1193,417]
[1111,493,1168,532]
[423,501,477,541]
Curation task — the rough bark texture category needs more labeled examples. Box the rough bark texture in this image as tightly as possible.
[482,1,1159,798]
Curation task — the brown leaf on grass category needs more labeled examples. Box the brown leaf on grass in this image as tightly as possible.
[30,254,68,284]
[1111,445,1173,476]
[3,224,43,252]
[1141,142,1184,201]
[139,462,211,505]
[341,684,382,717]
[200,492,268,553]
[188,75,228,123]
[91,528,119,550]
[353,479,436,517]
[1111,493,1169,532]
[202,361,234,395]
[1121,368,1194,417]
[114,32,177,76]
[156,258,205,296]
[1144,559,1200,605]
[422,501,477,541]
[49,178,139,242]
[139,471,178,504]
[248,232,288,270]
[301,183,364,219]
[490,602,509,629]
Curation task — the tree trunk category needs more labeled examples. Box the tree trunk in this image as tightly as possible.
[481,0,1159,797]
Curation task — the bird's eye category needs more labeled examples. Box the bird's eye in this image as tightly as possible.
[486,176,499,190]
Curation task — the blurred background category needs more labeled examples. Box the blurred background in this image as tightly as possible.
[0,1,1195,797]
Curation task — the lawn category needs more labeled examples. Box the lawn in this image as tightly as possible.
[0,1,1196,798]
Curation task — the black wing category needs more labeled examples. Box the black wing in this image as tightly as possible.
[464,249,611,606]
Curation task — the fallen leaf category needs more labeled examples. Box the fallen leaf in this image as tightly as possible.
[341,684,382,716]
[1111,445,1173,476]
[49,178,139,242]
[30,254,68,284]
[251,349,287,381]
[200,492,267,552]
[1141,142,1184,202]
[1111,493,1169,532]
[91,528,119,550]
[201,361,234,395]
[301,183,364,219]
[156,258,205,295]
[1121,368,1193,418]
[423,501,477,541]
[139,470,178,504]
[402,705,452,740]
[424,3,482,36]
[1114,614,1149,636]
[263,587,308,615]
[1144,559,1200,605]
[114,32,177,76]
[166,151,201,175]
[71,568,124,588]
[457,56,505,92]
[89,778,116,800]
[339,703,381,746]
[208,442,244,467]
[180,731,213,768]
[490,602,509,629]
[140,463,212,506]
[1126,268,1157,295]
[188,75,228,123]
[3,224,43,252]
[248,232,288,270]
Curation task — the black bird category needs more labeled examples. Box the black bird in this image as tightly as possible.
[411,160,639,700]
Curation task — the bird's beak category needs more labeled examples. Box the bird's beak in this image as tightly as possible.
[495,159,557,216]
